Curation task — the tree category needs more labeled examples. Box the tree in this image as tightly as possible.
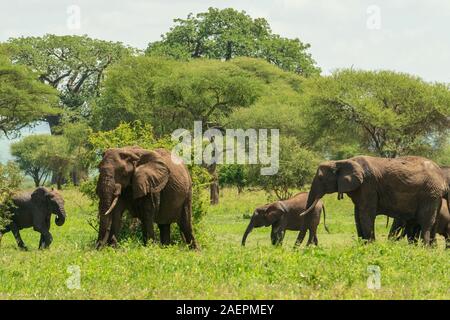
[146,7,320,77]
[218,164,247,194]
[11,134,73,189]
[6,34,134,133]
[0,54,58,136]
[93,57,264,204]
[303,69,450,158]
[247,136,319,200]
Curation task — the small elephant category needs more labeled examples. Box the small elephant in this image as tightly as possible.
[241,192,329,247]
[389,199,450,248]
[0,187,66,250]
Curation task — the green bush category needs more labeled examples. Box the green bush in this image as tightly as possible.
[0,162,23,229]
[247,136,319,200]
[218,164,247,193]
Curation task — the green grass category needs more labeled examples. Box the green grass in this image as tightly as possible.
[0,188,449,299]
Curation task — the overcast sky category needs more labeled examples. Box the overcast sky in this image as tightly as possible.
[1,0,449,83]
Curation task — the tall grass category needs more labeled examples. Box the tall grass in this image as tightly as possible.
[0,188,448,299]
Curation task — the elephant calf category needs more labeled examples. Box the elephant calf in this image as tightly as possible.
[0,187,66,250]
[389,199,450,248]
[242,192,329,247]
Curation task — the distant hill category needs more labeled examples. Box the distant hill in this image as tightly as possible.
[0,123,51,164]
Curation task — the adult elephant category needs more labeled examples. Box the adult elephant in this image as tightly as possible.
[297,156,449,245]
[389,165,450,246]
[95,146,197,249]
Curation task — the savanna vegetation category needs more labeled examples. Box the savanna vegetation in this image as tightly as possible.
[0,7,449,300]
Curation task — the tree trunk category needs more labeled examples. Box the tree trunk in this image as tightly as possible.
[210,177,219,205]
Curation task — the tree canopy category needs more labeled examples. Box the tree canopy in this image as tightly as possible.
[0,54,58,136]
[6,34,133,132]
[146,7,320,77]
[11,134,73,188]
[93,56,263,135]
[302,69,450,158]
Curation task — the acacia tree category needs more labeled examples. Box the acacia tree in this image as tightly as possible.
[93,56,263,204]
[146,7,320,77]
[11,134,73,189]
[0,54,58,136]
[6,34,134,132]
[303,69,450,158]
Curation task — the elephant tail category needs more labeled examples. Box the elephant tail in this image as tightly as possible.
[322,205,330,233]
[385,216,390,228]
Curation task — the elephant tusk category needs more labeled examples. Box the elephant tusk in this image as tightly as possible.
[104,196,119,215]
[297,198,319,217]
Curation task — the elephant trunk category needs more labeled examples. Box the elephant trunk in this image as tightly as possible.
[298,180,323,217]
[54,204,66,226]
[241,218,255,246]
[96,174,117,249]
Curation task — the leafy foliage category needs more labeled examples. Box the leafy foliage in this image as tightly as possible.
[0,54,58,136]
[93,56,263,134]
[218,164,247,193]
[146,7,320,76]
[6,34,133,131]
[0,162,23,229]
[302,69,450,158]
[247,137,319,200]
[10,134,73,188]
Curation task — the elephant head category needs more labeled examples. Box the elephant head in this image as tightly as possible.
[241,202,286,246]
[298,159,364,217]
[96,147,143,248]
[96,147,170,248]
[31,187,66,226]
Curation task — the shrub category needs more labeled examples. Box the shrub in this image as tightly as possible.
[0,162,23,229]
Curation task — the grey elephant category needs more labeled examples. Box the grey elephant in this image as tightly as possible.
[95,146,197,249]
[389,165,450,247]
[0,187,66,250]
[388,199,450,248]
[297,156,449,245]
[242,192,329,247]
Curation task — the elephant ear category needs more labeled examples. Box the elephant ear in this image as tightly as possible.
[336,160,364,193]
[266,203,284,224]
[132,151,170,199]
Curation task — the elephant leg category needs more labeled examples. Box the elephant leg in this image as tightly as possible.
[356,202,376,242]
[388,218,405,241]
[270,225,283,246]
[417,201,439,246]
[141,214,155,246]
[446,225,450,249]
[354,207,363,238]
[306,222,319,246]
[179,194,198,250]
[39,231,53,249]
[39,234,45,248]
[270,227,277,245]
[10,223,27,250]
[294,228,307,247]
[158,224,171,246]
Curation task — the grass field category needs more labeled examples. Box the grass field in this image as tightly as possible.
[0,188,449,299]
